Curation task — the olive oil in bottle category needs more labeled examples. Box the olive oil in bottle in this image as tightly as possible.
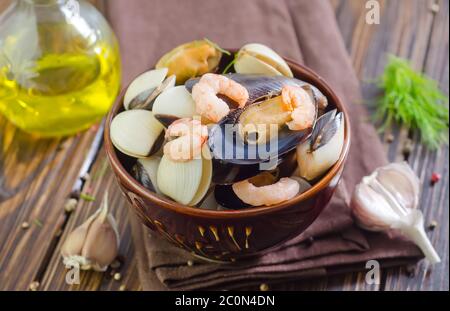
[0,1,121,137]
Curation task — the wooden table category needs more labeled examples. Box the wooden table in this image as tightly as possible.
[0,0,448,291]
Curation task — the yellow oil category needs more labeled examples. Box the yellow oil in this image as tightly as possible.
[0,25,121,137]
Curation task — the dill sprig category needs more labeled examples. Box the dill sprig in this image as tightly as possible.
[222,52,239,74]
[375,55,449,149]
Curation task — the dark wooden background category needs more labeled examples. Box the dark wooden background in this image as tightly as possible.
[0,0,448,291]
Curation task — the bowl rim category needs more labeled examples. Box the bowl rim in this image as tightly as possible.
[104,54,351,219]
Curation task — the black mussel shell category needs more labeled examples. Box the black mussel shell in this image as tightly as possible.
[213,151,297,209]
[185,74,328,107]
[212,149,296,185]
[208,108,313,165]
[214,184,250,210]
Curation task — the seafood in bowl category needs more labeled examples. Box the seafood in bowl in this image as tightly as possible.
[105,40,350,261]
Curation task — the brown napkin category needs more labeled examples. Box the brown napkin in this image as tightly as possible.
[106,0,423,290]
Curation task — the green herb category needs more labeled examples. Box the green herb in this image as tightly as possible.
[203,38,230,56]
[33,219,43,228]
[80,193,96,202]
[374,55,449,149]
[222,52,239,74]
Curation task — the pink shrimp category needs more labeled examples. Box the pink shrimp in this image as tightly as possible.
[192,73,249,123]
[281,85,316,131]
[163,118,208,161]
[232,177,300,206]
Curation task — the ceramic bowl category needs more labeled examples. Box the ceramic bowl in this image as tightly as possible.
[105,53,351,262]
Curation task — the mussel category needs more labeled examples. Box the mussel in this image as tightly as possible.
[185,74,328,110]
[234,43,293,77]
[110,110,165,158]
[214,151,298,209]
[208,99,315,165]
[152,86,197,127]
[157,145,212,206]
[155,39,223,84]
[124,68,176,110]
[212,149,297,185]
[215,171,278,209]
[296,109,345,180]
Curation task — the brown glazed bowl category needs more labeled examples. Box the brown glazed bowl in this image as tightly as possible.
[105,53,351,263]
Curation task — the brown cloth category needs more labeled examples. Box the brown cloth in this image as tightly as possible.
[106,0,423,290]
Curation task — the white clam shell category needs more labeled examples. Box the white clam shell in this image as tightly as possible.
[157,146,212,206]
[152,86,196,120]
[296,115,345,180]
[235,43,293,77]
[110,110,164,158]
[124,68,168,110]
[235,53,282,76]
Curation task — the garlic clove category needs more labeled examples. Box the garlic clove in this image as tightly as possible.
[351,162,441,264]
[61,213,96,260]
[61,192,120,271]
[81,192,119,271]
[351,182,402,231]
[375,162,420,211]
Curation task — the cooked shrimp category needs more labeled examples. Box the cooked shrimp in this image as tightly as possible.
[281,85,316,131]
[163,118,208,161]
[232,177,300,206]
[192,73,249,123]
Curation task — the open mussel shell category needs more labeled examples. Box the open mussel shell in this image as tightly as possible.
[214,152,297,209]
[212,149,296,185]
[157,145,212,206]
[132,156,162,194]
[208,104,314,165]
[152,86,197,127]
[215,171,277,210]
[296,109,345,181]
[214,184,250,210]
[155,39,223,84]
[185,74,328,109]
[110,110,165,158]
[124,68,170,110]
[234,43,293,77]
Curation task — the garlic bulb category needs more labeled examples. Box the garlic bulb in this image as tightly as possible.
[61,192,120,271]
[351,162,440,264]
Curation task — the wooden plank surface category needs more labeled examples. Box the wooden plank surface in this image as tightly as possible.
[0,0,448,291]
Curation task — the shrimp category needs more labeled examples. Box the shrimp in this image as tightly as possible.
[232,177,300,206]
[163,118,208,161]
[192,73,249,123]
[281,85,316,131]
